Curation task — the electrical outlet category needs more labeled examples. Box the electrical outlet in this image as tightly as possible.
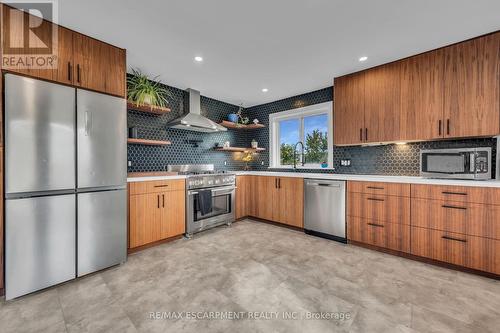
[224,161,227,166]
[261,161,265,166]
[128,161,132,167]
[340,159,351,166]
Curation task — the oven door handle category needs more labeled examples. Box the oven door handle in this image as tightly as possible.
[188,186,236,196]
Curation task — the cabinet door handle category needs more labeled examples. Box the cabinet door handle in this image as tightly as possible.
[365,128,368,141]
[367,186,384,190]
[367,223,384,228]
[77,64,81,83]
[438,120,442,136]
[442,191,467,196]
[446,119,450,135]
[154,185,169,188]
[157,195,160,208]
[442,235,467,243]
[162,194,165,208]
[442,204,467,210]
[275,178,277,189]
[68,62,72,81]
[360,128,363,141]
[278,178,281,189]
[367,197,385,202]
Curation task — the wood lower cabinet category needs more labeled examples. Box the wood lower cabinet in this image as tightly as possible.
[348,182,500,275]
[245,176,304,228]
[0,147,3,294]
[347,181,410,253]
[128,180,185,249]
[347,192,410,225]
[274,177,304,228]
[235,175,250,219]
[349,217,410,253]
[411,227,499,274]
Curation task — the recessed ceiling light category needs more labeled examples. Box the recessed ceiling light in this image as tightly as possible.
[395,142,407,145]
[359,56,368,62]
[262,88,269,93]
[194,56,203,62]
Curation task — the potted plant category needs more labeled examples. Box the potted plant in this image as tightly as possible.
[127,68,172,109]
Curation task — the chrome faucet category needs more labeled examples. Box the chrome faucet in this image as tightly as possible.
[293,141,305,170]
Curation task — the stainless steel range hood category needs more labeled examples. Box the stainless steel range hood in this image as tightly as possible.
[166,89,227,133]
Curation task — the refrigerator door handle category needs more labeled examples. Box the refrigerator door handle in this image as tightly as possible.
[85,111,92,136]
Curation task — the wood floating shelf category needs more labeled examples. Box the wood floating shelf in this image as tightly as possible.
[127,138,171,146]
[127,102,171,115]
[219,120,265,130]
[214,147,266,153]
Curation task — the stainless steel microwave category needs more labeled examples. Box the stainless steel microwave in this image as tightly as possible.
[420,147,492,180]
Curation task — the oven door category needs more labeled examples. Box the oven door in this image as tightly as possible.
[187,186,235,234]
[421,151,474,178]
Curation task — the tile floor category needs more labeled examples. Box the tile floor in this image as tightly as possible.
[1,219,499,333]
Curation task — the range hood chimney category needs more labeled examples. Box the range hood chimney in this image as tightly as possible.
[166,89,227,133]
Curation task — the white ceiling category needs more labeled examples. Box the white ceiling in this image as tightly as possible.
[54,1,500,106]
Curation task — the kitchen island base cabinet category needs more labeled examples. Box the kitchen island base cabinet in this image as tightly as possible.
[128,180,185,249]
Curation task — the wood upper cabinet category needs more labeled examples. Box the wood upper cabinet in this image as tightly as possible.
[334,72,365,145]
[1,6,74,84]
[334,31,500,144]
[274,177,304,228]
[443,32,500,138]
[363,62,401,143]
[73,33,126,97]
[1,4,126,97]
[400,50,445,141]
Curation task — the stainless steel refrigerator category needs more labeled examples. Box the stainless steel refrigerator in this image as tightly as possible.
[4,74,127,300]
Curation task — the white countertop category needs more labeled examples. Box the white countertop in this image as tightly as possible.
[127,171,500,187]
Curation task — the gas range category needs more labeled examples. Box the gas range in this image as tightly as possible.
[167,164,236,190]
[167,164,236,237]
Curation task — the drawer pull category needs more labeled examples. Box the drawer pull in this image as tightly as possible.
[367,197,385,202]
[442,191,467,196]
[441,235,467,243]
[442,205,467,210]
[154,185,169,188]
[367,223,384,228]
[367,186,384,190]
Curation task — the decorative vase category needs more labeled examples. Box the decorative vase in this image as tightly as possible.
[228,113,238,123]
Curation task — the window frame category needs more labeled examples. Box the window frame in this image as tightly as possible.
[269,101,333,169]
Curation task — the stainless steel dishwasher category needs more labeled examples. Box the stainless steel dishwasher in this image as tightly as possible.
[304,179,346,243]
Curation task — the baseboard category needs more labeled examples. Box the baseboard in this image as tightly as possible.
[128,234,184,254]
[349,240,500,280]
[242,216,304,232]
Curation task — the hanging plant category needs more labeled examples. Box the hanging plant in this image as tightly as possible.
[127,68,172,108]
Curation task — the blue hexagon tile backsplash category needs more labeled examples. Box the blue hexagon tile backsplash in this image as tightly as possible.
[128,81,497,177]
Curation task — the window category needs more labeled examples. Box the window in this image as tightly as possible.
[269,102,333,169]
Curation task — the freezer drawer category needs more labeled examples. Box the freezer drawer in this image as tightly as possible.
[6,195,76,300]
[304,179,346,242]
[77,90,127,189]
[77,190,127,277]
[5,74,76,194]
